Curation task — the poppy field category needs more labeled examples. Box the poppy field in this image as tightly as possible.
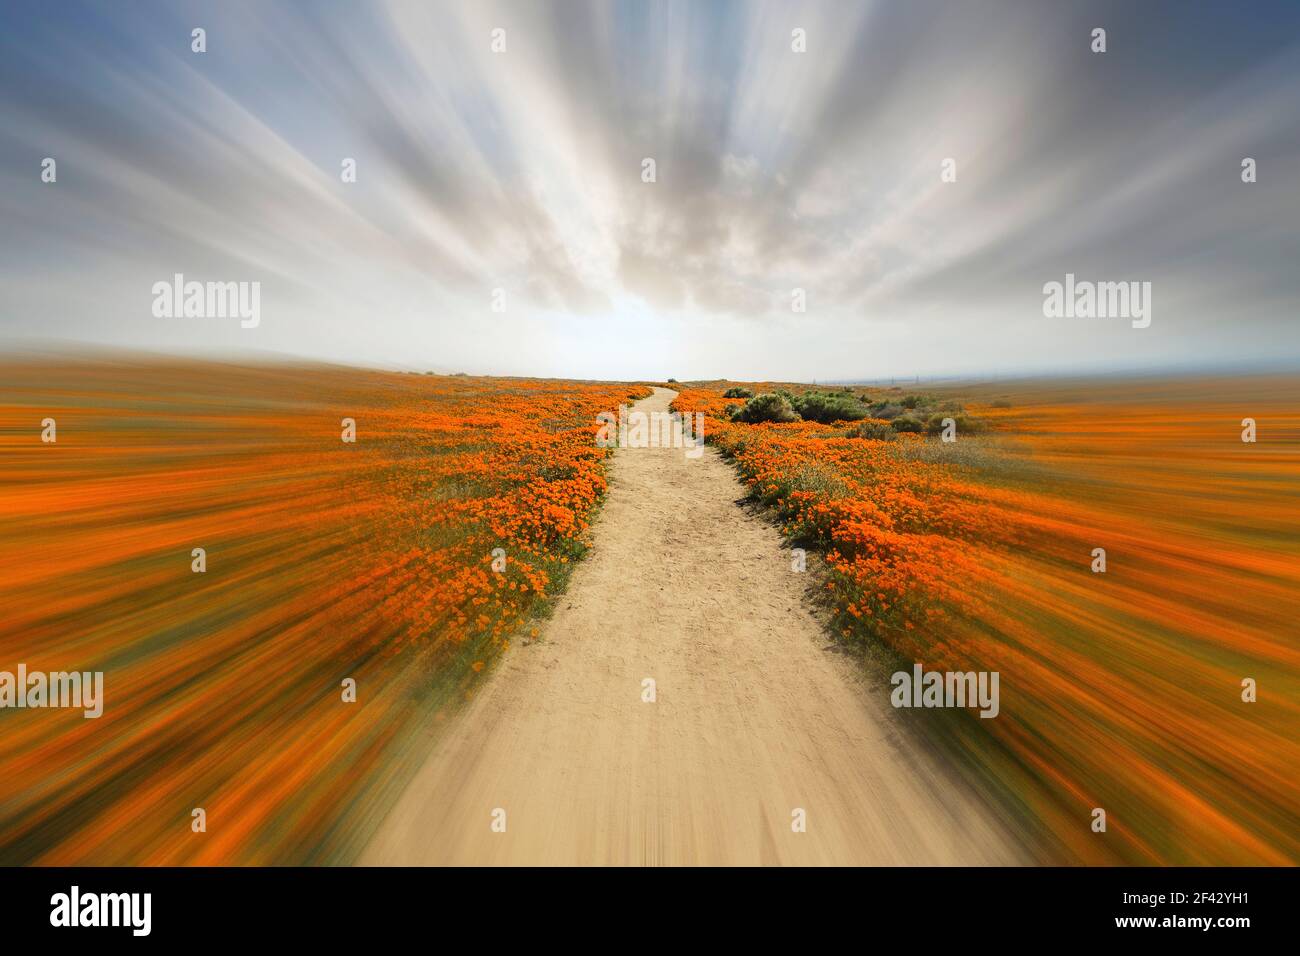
[672,376,1300,864]
[2,357,1295,866]
[0,357,646,864]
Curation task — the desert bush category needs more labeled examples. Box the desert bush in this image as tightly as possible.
[848,420,897,441]
[723,386,754,399]
[731,392,801,424]
[790,391,870,424]
[890,416,924,433]
[923,412,984,436]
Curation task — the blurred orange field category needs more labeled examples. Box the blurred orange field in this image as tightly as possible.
[0,357,646,864]
[3,358,1296,866]
[673,376,1300,864]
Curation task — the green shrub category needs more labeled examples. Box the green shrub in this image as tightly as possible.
[848,420,897,441]
[731,393,801,424]
[923,413,984,436]
[890,416,924,433]
[723,386,754,399]
[789,391,870,424]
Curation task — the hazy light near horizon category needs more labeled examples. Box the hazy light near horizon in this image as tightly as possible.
[1,0,1298,381]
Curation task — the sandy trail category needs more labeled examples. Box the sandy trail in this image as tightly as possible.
[362,388,1021,865]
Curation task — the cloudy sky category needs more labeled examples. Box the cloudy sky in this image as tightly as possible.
[2,0,1298,380]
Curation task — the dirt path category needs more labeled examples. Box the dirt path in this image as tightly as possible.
[362,388,1022,865]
